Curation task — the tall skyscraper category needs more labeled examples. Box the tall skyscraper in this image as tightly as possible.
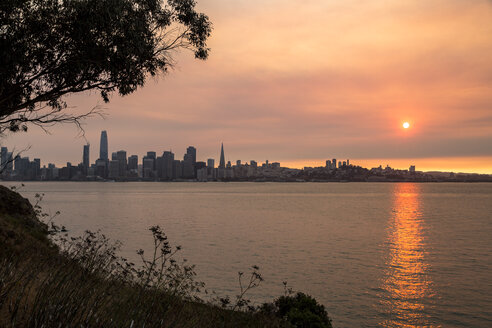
[128,155,138,171]
[1,147,7,171]
[183,146,196,178]
[83,144,90,171]
[6,152,13,172]
[219,143,225,168]
[146,151,156,170]
[99,130,108,161]
[116,150,127,177]
[163,151,174,179]
[186,146,196,164]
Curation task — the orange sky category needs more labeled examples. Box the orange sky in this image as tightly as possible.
[3,0,492,173]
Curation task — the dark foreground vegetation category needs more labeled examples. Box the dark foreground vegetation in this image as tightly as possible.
[0,185,332,327]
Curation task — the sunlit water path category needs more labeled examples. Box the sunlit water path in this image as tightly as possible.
[7,182,492,327]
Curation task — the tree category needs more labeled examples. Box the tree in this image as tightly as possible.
[0,0,211,134]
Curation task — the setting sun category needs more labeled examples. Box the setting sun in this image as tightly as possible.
[403,122,410,129]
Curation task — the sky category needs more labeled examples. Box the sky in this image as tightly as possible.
[3,0,492,173]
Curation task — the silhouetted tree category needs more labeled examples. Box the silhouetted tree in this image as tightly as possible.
[0,0,211,134]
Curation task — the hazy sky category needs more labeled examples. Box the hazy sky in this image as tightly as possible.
[4,0,492,173]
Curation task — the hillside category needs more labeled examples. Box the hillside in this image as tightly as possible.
[0,185,288,327]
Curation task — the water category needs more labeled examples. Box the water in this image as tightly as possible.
[6,182,492,327]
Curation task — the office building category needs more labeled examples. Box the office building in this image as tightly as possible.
[116,150,127,177]
[1,147,7,171]
[186,146,196,165]
[128,155,138,171]
[163,151,174,179]
[108,160,119,179]
[99,131,108,161]
[82,144,90,173]
[219,143,225,168]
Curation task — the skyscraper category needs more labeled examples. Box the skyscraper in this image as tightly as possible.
[183,146,196,178]
[163,151,174,179]
[83,144,90,172]
[1,147,7,171]
[6,152,13,172]
[219,143,225,168]
[99,130,108,161]
[128,155,138,171]
[186,146,196,165]
[116,150,127,177]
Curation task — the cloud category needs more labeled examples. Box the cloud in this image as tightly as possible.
[4,0,492,172]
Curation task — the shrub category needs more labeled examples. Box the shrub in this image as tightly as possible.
[261,292,332,328]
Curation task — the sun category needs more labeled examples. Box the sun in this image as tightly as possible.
[403,122,410,129]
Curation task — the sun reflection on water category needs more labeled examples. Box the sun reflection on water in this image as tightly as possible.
[380,183,437,327]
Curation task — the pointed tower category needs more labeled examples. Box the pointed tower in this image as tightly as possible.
[219,143,225,168]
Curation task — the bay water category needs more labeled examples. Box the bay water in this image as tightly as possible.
[8,182,492,327]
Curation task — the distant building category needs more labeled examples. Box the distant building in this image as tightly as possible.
[409,165,416,173]
[128,155,138,171]
[173,160,183,179]
[196,161,206,171]
[186,146,196,165]
[143,152,156,178]
[116,151,127,177]
[6,152,13,172]
[95,159,107,178]
[128,155,138,178]
[207,159,216,179]
[143,158,154,179]
[219,143,225,168]
[99,131,108,162]
[32,159,41,179]
[163,151,174,179]
[82,144,90,174]
[250,160,257,168]
[147,151,156,160]
[183,155,194,178]
[108,160,119,179]
[1,147,7,171]
[14,156,30,178]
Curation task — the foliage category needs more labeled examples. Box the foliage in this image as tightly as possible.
[261,292,333,328]
[213,265,264,312]
[0,225,285,327]
[0,0,212,133]
[0,187,331,327]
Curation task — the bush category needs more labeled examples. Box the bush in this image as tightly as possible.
[261,292,332,328]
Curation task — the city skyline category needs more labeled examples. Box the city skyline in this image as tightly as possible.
[1,130,492,174]
[2,129,491,178]
[2,0,491,174]
[2,129,415,174]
